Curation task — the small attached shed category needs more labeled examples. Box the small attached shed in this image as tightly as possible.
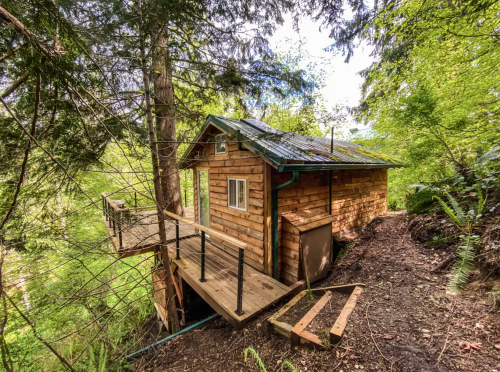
[282,210,336,283]
[179,115,401,285]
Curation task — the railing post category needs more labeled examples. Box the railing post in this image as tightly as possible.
[175,220,180,260]
[112,207,116,234]
[184,189,187,207]
[199,231,206,282]
[102,195,105,217]
[135,192,137,208]
[118,209,123,250]
[235,248,244,316]
[108,202,112,228]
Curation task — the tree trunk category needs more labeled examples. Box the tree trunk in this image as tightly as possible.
[153,31,184,216]
[137,3,180,333]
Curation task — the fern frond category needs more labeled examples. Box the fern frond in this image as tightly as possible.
[282,360,298,372]
[476,186,487,215]
[433,196,463,227]
[448,235,476,294]
[475,146,500,169]
[445,192,465,224]
[244,347,267,372]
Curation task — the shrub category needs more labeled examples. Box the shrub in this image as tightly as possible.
[405,187,442,214]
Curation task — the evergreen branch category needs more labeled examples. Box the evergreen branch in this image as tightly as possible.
[0,75,40,231]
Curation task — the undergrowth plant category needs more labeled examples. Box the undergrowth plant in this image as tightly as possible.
[433,187,486,293]
[306,276,314,300]
[243,347,298,372]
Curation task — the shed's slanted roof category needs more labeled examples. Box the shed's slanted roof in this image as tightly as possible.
[179,115,401,171]
[282,210,336,233]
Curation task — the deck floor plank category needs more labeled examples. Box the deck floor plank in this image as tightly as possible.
[103,206,291,327]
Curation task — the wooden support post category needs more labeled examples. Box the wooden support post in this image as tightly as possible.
[200,231,206,282]
[235,248,244,316]
[108,202,112,227]
[112,208,116,234]
[118,210,123,250]
[175,220,180,260]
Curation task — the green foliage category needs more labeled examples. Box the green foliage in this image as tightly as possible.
[345,0,500,212]
[426,234,447,249]
[306,276,314,300]
[405,187,442,215]
[244,346,267,372]
[432,191,484,293]
[388,196,403,211]
[243,346,298,372]
[282,360,298,372]
[449,235,478,294]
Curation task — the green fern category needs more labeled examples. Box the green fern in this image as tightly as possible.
[244,346,267,372]
[433,195,463,227]
[448,235,477,294]
[282,360,298,372]
[445,191,465,224]
[476,186,487,215]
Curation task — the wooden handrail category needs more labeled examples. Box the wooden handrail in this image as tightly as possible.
[163,210,248,250]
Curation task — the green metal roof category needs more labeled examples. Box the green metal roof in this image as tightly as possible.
[179,115,402,171]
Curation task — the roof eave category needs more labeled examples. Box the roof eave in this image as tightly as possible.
[277,163,404,172]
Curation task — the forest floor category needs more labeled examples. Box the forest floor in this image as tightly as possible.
[134,212,500,372]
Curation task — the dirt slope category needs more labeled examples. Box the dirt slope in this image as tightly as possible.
[135,213,500,372]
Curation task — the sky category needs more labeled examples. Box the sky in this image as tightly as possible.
[269,15,375,133]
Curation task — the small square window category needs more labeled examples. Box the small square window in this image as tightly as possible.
[228,178,246,211]
[215,134,226,154]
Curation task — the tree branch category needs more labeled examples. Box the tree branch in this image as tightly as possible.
[1,70,30,99]
[0,74,40,231]
[3,290,76,372]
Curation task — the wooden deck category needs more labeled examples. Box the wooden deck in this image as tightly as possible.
[103,206,292,328]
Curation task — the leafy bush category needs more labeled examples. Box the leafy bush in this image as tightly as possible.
[405,187,443,214]
[388,196,404,211]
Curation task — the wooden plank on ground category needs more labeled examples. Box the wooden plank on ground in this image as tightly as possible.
[291,291,332,346]
[330,286,363,343]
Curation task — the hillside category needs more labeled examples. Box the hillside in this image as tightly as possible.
[133,213,500,371]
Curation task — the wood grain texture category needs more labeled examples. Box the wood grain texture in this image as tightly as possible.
[330,286,363,343]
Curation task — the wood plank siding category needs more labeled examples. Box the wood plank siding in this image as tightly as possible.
[272,168,388,283]
[191,129,268,272]
[189,124,388,283]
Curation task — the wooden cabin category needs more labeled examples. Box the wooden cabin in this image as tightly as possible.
[179,115,401,285]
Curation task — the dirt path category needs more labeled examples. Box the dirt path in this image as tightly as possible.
[135,213,500,372]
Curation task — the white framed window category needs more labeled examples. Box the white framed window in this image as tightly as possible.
[215,133,226,154]
[228,178,246,211]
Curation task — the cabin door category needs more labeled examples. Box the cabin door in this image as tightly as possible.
[197,169,210,229]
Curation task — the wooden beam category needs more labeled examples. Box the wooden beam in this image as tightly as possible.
[330,286,363,343]
[310,283,365,295]
[164,210,248,249]
[291,291,332,346]
[268,291,306,326]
